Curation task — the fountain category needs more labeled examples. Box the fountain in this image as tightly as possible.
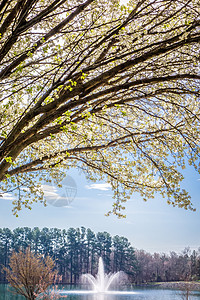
[60,257,137,297]
[82,257,126,293]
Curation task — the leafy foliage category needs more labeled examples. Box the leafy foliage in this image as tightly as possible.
[0,0,199,216]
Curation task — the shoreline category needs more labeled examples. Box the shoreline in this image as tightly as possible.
[141,281,200,291]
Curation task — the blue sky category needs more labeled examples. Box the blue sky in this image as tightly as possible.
[0,164,199,254]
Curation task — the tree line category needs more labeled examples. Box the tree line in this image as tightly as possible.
[0,227,136,284]
[0,227,200,284]
[135,248,200,283]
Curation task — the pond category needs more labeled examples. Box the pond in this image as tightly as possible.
[1,285,200,300]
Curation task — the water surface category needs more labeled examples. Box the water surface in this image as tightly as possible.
[1,284,200,300]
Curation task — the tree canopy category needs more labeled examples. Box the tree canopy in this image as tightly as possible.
[0,0,199,216]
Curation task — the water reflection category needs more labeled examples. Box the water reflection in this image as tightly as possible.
[1,284,200,300]
[93,293,111,300]
[60,288,200,300]
[0,284,25,300]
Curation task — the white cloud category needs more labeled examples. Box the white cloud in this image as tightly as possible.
[42,184,59,198]
[124,220,133,225]
[1,193,15,201]
[42,184,76,207]
[85,183,111,191]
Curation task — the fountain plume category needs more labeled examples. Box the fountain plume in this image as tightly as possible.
[82,257,127,293]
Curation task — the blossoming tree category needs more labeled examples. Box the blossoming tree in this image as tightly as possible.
[0,0,199,216]
[3,248,59,300]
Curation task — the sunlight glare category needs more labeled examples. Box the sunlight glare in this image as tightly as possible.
[120,0,129,4]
